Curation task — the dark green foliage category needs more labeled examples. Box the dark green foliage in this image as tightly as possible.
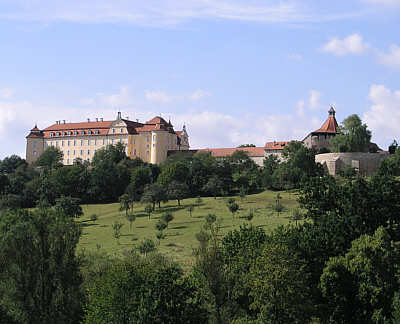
[338,165,357,179]
[111,221,124,244]
[248,242,314,324]
[0,155,27,174]
[320,227,400,324]
[202,175,223,199]
[0,207,83,323]
[377,148,400,176]
[157,161,189,187]
[54,196,83,218]
[119,193,132,216]
[227,199,239,218]
[389,140,398,155]
[0,193,24,210]
[331,114,372,153]
[84,254,208,324]
[137,239,156,256]
[161,212,174,228]
[34,146,63,170]
[144,204,153,219]
[237,144,256,147]
[155,220,168,232]
[141,183,167,209]
[167,181,189,206]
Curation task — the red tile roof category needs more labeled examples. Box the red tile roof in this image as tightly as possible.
[43,121,113,131]
[145,116,169,125]
[264,141,290,151]
[198,147,265,157]
[313,116,338,134]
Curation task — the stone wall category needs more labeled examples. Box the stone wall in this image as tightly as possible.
[315,152,389,177]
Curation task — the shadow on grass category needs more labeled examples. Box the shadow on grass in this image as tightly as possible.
[121,233,135,237]
[170,225,187,230]
[219,225,233,229]
[81,223,99,227]
[136,226,147,229]
[136,213,149,218]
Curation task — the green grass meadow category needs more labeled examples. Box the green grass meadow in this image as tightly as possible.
[78,190,300,269]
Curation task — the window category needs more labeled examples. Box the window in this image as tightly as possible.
[146,144,150,148]
[88,150,90,155]
[95,130,99,134]
[134,149,136,155]
[120,128,123,133]
[152,144,155,148]
[74,131,78,135]
[73,150,76,156]
[94,139,97,146]
[87,139,90,145]
[67,159,69,164]
[146,151,149,155]
[133,139,136,145]
[62,141,64,147]
[153,135,156,142]
[68,131,71,135]
[73,140,76,146]
[88,130,92,135]
[33,141,37,148]
[111,139,114,144]
[44,142,47,148]
[68,141,70,146]
[112,129,116,134]
[67,151,70,156]
[56,132,60,136]
[80,140,83,146]
[80,150,83,155]
[51,133,54,137]
[33,151,37,156]
[102,139,105,145]
[81,131,85,135]
[146,136,150,142]
[56,141,59,147]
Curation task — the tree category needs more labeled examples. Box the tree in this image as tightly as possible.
[157,161,189,187]
[167,181,189,206]
[112,221,124,244]
[291,208,303,226]
[137,239,156,256]
[84,254,208,324]
[237,144,256,147]
[126,213,136,232]
[144,204,153,220]
[55,196,83,218]
[248,242,314,324]
[227,200,239,218]
[0,193,24,210]
[389,140,398,155]
[119,193,132,217]
[35,146,63,170]
[320,227,400,324]
[0,173,9,194]
[188,205,194,218]
[0,155,27,174]
[156,231,166,245]
[331,114,372,153]
[161,212,174,229]
[0,207,83,323]
[129,165,153,200]
[272,193,284,216]
[202,175,223,199]
[141,183,167,209]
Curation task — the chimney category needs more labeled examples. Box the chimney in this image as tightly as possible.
[136,119,139,122]
[96,118,98,122]
[87,118,90,122]
[63,120,66,124]
[117,112,122,120]
[100,118,103,122]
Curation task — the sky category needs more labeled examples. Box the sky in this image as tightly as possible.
[0,0,399,158]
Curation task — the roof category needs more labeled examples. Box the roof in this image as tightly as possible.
[198,147,265,158]
[313,116,339,134]
[43,121,113,131]
[145,116,169,125]
[265,141,291,151]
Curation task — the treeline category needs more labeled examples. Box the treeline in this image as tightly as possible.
[2,162,400,323]
[0,141,323,209]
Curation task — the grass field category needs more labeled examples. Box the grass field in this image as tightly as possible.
[78,190,300,269]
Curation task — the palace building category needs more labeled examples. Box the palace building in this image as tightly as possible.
[26,112,189,165]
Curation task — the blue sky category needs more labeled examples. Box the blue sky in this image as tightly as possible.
[0,0,399,158]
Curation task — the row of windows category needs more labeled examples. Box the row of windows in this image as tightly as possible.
[46,138,123,147]
[50,128,126,137]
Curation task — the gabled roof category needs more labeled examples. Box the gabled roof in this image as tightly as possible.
[198,147,265,157]
[312,107,339,134]
[145,116,169,125]
[265,141,291,151]
[43,121,112,131]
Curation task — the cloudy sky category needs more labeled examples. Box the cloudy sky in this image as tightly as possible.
[0,0,399,158]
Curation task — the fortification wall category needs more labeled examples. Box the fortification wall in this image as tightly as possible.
[315,152,389,177]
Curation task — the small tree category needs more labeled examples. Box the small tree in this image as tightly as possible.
[161,212,174,229]
[272,193,284,216]
[156,231,166,245]
[247,209,254,222]
[55,196,83,218]
[144,204,153,220]
[156,220,168,232]
[227,199,239,219]
[137,239,156,256]
[291,208,302,226]
[112,221,124,245]
[167,181,189,206]
[239,187,247,201]
[188,205,194,218]
[119,193,132,217]
[125,213,136,231]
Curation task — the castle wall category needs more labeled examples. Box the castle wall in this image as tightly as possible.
[315,152,389,177]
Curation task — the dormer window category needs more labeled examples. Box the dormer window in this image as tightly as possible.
[74,131,78,135]
[88,130,92,135]
[63,132,67,136]
[120,128,123,133]
[95,130,99,134]
[51,133,54,137]
[68,131,72,135]
[81,131,85,135]
[56,132,60,136]
[112,129,116,134]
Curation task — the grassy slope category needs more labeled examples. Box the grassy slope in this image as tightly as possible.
[79,190,299,269]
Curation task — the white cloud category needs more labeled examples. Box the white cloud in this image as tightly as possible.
[309,90,324,110]
[0,0,364,26]
[287,53,303,61]
[145,90,175,103]
[363,84,400,150]
[296,100,305,116]
[82,86,134,108]
[322,33,369,56]
[378,44,400,68]
[189,89,211,101]
[145,89,211,103]
[0,88,15,99]
[361,0,400,6]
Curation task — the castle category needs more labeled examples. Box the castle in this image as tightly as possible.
[26,112,189,165]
